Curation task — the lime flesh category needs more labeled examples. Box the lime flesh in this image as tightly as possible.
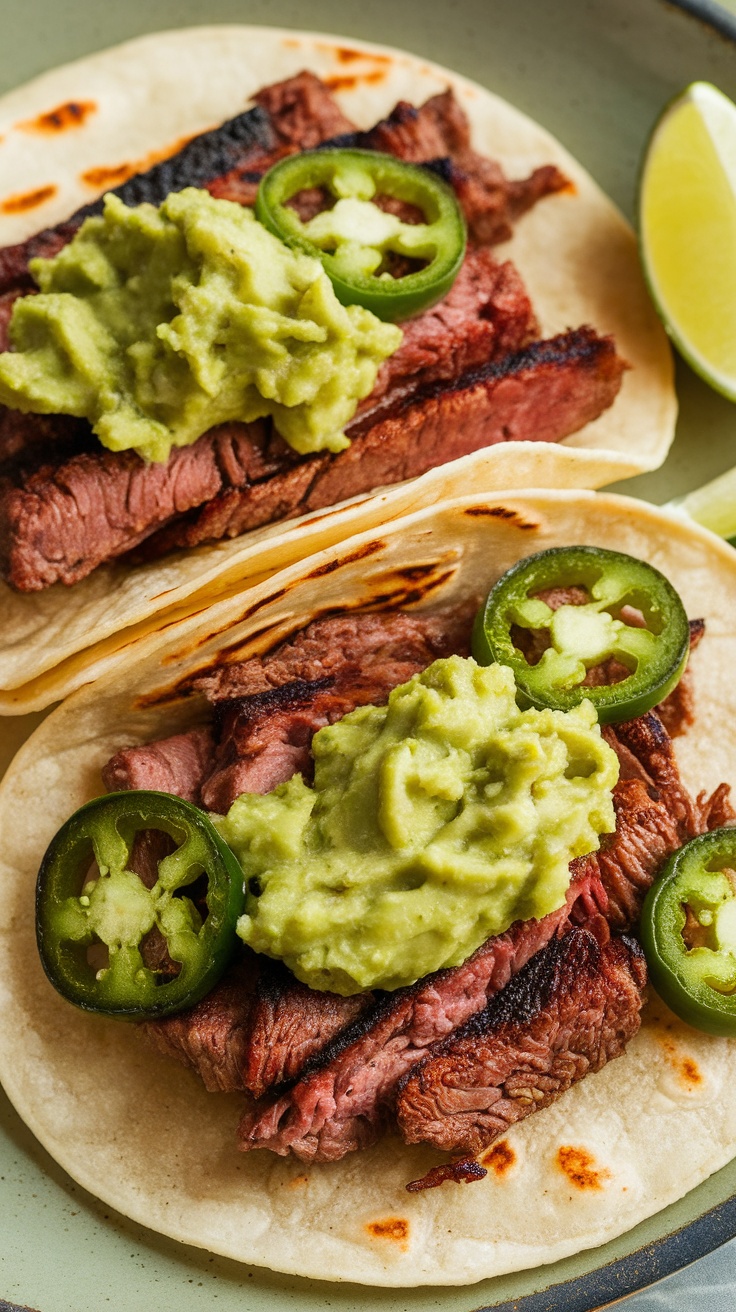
[640,81,736,399]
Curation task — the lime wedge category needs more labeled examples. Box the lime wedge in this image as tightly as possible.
[639,81,736,400]
[668,463,736,539]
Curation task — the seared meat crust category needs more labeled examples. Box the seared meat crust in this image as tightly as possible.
[395,929,646,1157]
[236,868,607,1162]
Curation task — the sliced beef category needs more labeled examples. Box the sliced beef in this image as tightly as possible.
[0,407,94,474]
[197,603,475,811]
[357,249,538,418]
[102,725,216,803]
[141,951,370,1095]
[102,604,475,808]
[140,953,261,1092]
[114,606,472,1096]
[326,90,569,245]
[251,70,356,147]
[656,618,705,738]
[242,962,372,1097]
[589,709,734,931]
[209,87,569,242]
[236,863,607,1163]
[134,326,625,564]
[395,928,645,1158]
[0,249,540,592]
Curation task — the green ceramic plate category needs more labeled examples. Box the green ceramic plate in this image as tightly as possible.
[3,1,736,1308]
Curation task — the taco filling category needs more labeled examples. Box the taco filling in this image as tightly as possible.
[0,70,627,593]
[38,556,732,1188]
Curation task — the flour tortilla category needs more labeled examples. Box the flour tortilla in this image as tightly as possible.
[0,25,675,714]
[0,489,734,1287]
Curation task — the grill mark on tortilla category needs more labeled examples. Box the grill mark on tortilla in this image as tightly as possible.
[17,100,96,132]
[463,504,541,530]
[324,71,388,92]
[1,185,57,214]
[556,1144,612,1191]
[307,539,386,577]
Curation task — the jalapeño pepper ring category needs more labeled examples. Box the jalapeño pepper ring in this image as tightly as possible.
[255,148,467,321]
[472,545,690,724]
[641,829,736,1036]
[36,791,245,1018]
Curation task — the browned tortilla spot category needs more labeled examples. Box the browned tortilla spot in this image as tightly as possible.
[482,1140,517,1176]
[556,1145,612,1191]
[17,99,96,132]
[80,134,196,191]
[366,1217,410,1245]
[660,1037,704,1089]
[1,184,57,214]
[324,70,387,92]
[82,162,136,188]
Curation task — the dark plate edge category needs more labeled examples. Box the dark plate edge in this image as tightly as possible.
[473,1191,736,1312]
[666,0,736,40]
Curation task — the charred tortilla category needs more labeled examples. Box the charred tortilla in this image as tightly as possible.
[0,26,674,714]
[0,490,734,1286]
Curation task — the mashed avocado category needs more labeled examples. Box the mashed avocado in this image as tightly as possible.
[219,656,619,995]
[0,188,402,462]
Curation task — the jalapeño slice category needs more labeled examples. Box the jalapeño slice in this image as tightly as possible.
[641,829,736,1036]
[472,545,690,724]
[255,148,466,321]
[36,791,245,1019]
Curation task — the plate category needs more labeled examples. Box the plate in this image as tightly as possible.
[2,0,736,1308]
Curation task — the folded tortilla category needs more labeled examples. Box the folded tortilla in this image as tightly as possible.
[0,489,734,1287]
[0,25,674,714]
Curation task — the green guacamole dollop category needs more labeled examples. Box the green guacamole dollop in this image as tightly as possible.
[0,188,402,462]
[219,656,619,995]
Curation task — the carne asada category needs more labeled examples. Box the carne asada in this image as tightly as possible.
[6,471,736,1282]
[140,950,372,1095]
[99,587,731,1161]
[395,928,646,1157]
[0,70,628,595]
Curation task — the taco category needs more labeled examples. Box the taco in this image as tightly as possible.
[1,488,735,1288]
[0,26,674,715]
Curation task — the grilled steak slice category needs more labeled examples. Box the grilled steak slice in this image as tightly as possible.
[395,928,646,1157]
[115,607,473,1095]
[242,962,372,1097]
[355,249,538,418]
[141,951,370,1095]
[102,604,475,808]
[102,725,215,803]
[208,87,569,242]
[585,709,735,931]
[141,956,262,1091]
[133,325,625,565]
[198,604,475,811]
[343,91,570,244]
[0,249,538,591]
[656,618,704,738]
[236,863,607,1163]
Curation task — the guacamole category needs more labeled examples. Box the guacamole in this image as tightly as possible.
[0,188,402,462]
[220,656,619,995]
